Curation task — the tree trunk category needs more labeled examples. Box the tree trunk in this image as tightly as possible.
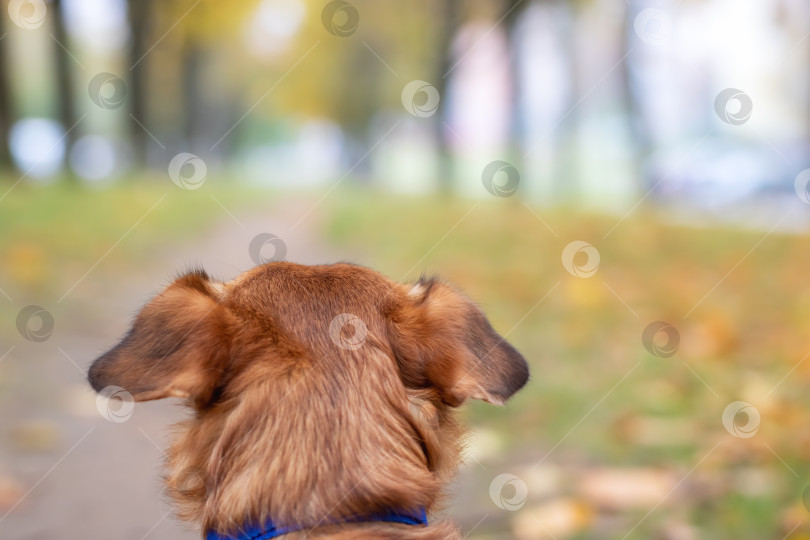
[556,1,581,203]
[0,15,16,173]
[434,0,461,196]
[51,0,77,181]
[182,37,204,154]
[128,0,151,169]
[621,0,652,194]
[502,0,529,196]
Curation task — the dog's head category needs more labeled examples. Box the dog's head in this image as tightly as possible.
[87,262,528,532]
[88,262,528,411]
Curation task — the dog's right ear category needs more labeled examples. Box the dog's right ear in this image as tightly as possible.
[388,278,529,407]
[88,270,235,407]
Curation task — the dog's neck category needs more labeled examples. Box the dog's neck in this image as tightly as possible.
[164,358,460,537]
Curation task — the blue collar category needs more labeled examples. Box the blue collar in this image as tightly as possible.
[205,507,428,540]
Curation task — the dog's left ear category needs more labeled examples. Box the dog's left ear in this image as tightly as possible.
[389,278,529,407]
[88,270,235,407]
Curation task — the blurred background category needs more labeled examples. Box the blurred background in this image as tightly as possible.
[2,0,810,538]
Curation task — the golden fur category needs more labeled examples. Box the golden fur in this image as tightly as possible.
[88,262,528,539]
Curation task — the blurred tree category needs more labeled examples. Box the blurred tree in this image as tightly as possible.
[127,0,152,169]
[622,0,653,194]
[51,0,77,181]
[434,0,462,195]
[556,0,585,202]
[433,0,526,195]
[125,0,256,164]
[0,14,15,173]
[273,1,442,181]
[502,0,530,195]
[181,36,204,152]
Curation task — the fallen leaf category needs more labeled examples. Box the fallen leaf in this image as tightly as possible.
[578,467,678,510]
[10,419,60,452]
[513,498,592,540]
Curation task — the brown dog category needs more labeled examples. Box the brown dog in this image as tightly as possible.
[88,262,528,539]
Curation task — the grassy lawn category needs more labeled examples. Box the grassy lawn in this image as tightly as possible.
[323,188,810,539]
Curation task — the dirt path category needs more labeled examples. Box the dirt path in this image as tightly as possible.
[0,198,351,540]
